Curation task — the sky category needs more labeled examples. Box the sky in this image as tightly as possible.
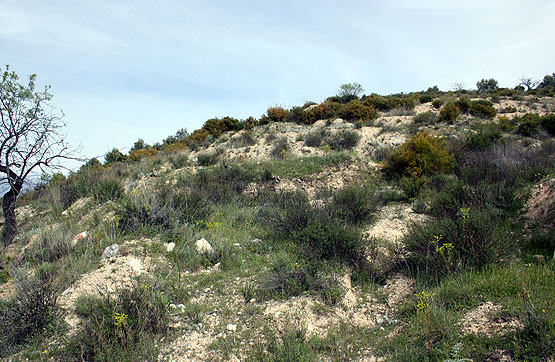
[1,0,554,171]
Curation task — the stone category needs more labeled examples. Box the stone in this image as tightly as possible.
[169,303,177,310]
[70,231,88,246]
[165,242,176,252]
[227,323,237,332]
[101,244,120,259]
[195,238,213,254]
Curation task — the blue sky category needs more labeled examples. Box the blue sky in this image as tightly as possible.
[1,0,554,169]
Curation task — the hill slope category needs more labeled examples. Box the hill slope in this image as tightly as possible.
[1,91,555,361]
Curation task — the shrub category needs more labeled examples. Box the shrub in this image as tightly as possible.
[363,95,414,111]
[305,101,344,123]
[128,147,158,161]
[203,116,240,138]
[304,128,328,147]
[328,185,378,225]
[468,100,497,119]
[0,267,58,358]
[405,207,509,281]
[196,152,219,166]
[341,100,377,122]
[516,113,542,136]
[454,98,471,114]
[326,130,360,150]
[385,132,455,178]
[439,103,460,123]
[413,111,439,124]
[266,106,289,123]
[432,99,443,109]
[67,280,168,361]
[419,94,433,103]
[271,137,290,159]
[287,106,308,124]
[95,179,124,202]
[104,148,127,164]
[293,218,363,263]
[542,114,555,135]
[464,124,503,150]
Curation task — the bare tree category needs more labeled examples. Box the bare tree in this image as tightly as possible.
[517,76,539,91]
[451,82,466,92]
[1,66,78,245]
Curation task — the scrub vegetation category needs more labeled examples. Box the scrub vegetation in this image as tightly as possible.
[1,76,555,361]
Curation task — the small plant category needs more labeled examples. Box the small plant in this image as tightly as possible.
[271,137,290,159]
[432,99,443,109]
[384,131,455,178]
[413,111,439,124]
[443,343,472,362]
[516,113,541,136]
[304,128,328,147]
[326,129,360,151]
[439,103,460,123]
[197,152,219,166]
[468,100,496,119]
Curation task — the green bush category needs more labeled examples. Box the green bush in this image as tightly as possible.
[341,100,377,122]
[384,131,455,178]
[104,148,127,164]
[304,128,328,147]
[468,100,497,119]
[197,152,219,166]
[363,95,414,111]
[287,106,308,124]
[405,208,510,281]
[454,98,471,114]
[67,280,168,361]
[419,94,433,103]
[516,113,541,136]
[413,111,439,124]
[203,116,240,138]
[326,130,360,151]
[439,103,460,123]
[266,106,290,123]
[0,268,58,358]
[542,114,555,135]
[271,137,290,159]
[432,99,443,110]
[305,101,344,122]
[328,185,378,225]
[95,179,124,202]
[464,124,503,150]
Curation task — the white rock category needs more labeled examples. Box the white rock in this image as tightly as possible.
[165,242,176,252]
[195,238,213,254]
[227,323,237,332]
[101,244,120,259]
[169,303,177,310]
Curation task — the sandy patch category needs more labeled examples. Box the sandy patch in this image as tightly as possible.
[58,255,151,328]
[525,179,555,229]
[460,302,523,336]
[365,203,429,243]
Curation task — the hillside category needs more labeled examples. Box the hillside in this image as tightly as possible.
[1,87,555,361]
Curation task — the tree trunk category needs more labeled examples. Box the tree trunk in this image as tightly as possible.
[2,180,22,246]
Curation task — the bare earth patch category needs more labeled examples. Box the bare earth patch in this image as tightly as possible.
[460,302,523,337]
[365,203,429,243]
[525,178,555,229]
[58,255,151,329]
